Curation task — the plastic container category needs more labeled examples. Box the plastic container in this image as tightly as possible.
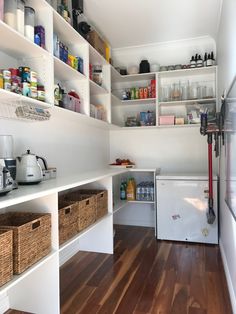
[4,0,17,29]
[24,6,35,42]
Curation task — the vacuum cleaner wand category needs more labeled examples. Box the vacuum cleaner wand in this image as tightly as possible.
[207,133,216,224]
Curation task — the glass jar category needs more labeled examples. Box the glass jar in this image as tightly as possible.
[161,85,171,102]
[180,80,189,100]
[24,6,35,42]
[17,0,25,34]
[4,0,17,30]
[171,82,181,101]
[189,82,198,100]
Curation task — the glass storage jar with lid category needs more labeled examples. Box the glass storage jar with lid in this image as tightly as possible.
[24,6,35,42]
[17,0,25,34]
[4,0,17,30]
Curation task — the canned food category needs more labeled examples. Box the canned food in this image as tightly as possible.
[22,82,30,96]
[4,80,11,92]
[19,66,30,83]
[143,87,148,98]
[131,88,135,100]
[30,71,38,87]
[139,87,144,99]
[30,86,38,99]
[0,72,3,89]
[135,87,139,99]
[3,70,11,80]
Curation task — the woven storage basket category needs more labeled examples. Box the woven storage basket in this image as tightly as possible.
[0,229,13,286]
[78,190,108,220]
[0,212,51,274]
[64,192,96,232]
[58,197,80,245]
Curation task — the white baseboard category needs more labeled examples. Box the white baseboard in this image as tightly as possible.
[219,239,236,314]
[0,293,9,314]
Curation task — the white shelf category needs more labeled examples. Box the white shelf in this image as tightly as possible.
[59,213,112,252]
[159,98,216,106]
[158,124,200,128]
[158,66,217,78]
[128,200,155,204]
[51,106,119,130]
[120,126,157,130]
[0,250,57,295]
[0,88,52,109]
[111,66,156,83]
[54,57,86,81]
[0,20,51,59]
[129,168,158,173]
[121,98,156,104]
[89,45,109,66]
[113,200,128,214]
[0,168,128,210]
[53,10,87,46]
[90,80,109,95]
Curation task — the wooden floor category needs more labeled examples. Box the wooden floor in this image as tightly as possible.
[60,225,232,314]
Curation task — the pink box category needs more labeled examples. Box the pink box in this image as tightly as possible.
[159,115,175,125]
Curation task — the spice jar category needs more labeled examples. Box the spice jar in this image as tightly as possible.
[4,0,17,30]
[24,6,35,42]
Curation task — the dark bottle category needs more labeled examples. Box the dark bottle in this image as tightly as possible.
[203,53,207,67]
[195,54,198,62]
[206,53,213,67]
[190,56,196,68]
[197,55,203,67]
[211,51,215,65]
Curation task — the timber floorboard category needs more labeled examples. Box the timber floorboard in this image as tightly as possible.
[60,225,232,314]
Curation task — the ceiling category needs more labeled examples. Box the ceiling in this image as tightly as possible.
[84,0,222,49]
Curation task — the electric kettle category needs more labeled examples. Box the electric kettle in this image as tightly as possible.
[16,150,48,184]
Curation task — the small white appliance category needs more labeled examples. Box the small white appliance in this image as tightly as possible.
[156,174,218,244]
[16,150,48,184]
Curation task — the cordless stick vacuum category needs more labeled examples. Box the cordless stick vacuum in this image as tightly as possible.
[200,112,216,224]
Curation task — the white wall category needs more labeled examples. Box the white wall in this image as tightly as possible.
[217,0,236,312]
[0,109,110,177]
[112,36,216,69]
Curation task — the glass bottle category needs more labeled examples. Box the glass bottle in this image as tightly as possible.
[24,6,35,42]
[4,0,18,30]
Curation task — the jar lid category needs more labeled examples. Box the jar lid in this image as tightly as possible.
[25,6,35,13]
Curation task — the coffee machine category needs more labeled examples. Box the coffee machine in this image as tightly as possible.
[0,135,17,189]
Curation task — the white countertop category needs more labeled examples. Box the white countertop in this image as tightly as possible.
[0,168,128,209]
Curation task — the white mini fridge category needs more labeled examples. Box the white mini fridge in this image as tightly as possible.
[156,174,218,244]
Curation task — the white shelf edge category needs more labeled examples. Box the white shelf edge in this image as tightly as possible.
[129,168,158,173]
[113,200,128,214]
[59,213,113,252]
[121,98,156,104]
[157,65,217,76]
[158,124,200,128]
[128,200,155,204]
[158,98,216,106]
[0,250,57,295]
[53,56,87,81]
[89,80,109,95]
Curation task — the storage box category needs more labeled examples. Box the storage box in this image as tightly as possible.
[87,30,106,58]
[0,229,13,286]
[58,198,80,245]
[78,190,108,220]
[63,192,96,232]
[0,212,51,274]
[159,115,175,125]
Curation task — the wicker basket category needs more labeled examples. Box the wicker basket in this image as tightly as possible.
[0,212,51,274]
[58,198,80,245]
[0,229,13,286]
[63,192,96,232]
[78,190,108,220]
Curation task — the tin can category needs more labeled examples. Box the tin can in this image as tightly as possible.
[30,86,38,99]
[3,70,11,80]
[19,67,30,83]
[139,87,144,99]
[131,87,135,100]
[143,87,148,99]
[30,71,38,87]
[22,82,30,96]
[4,80,11,92]
[135,87,139,99]
[0,72,3,89]
[78,57,84,74]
